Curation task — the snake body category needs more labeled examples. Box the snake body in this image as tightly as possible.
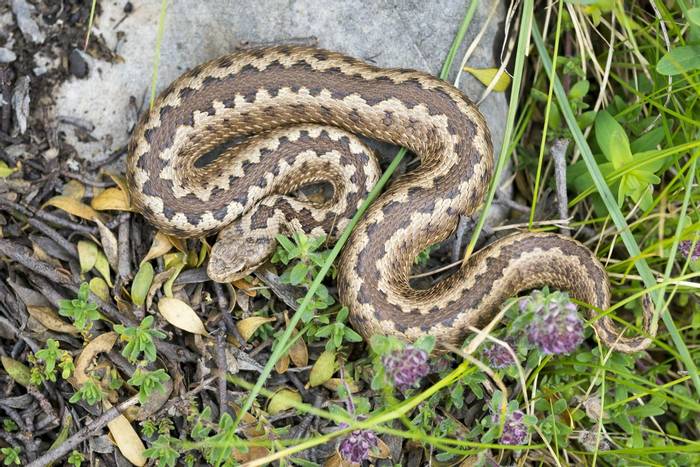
[127,46,652,352]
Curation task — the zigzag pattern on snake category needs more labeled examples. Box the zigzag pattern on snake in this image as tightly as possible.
[126,45,654,352]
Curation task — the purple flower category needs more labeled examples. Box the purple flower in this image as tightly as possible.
[382,346,430,390]
[526,292,584,355]
[338,430,378,463]
[679,240,700,261]
[483,341,516,369]
[492,410,528,445]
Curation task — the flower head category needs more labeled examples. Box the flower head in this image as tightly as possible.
[524,291,584,355]
[382,346,430,391]
[492,409,528,445]
[483,341,516,369]
[338,430,378,463]
[679,240,700,261]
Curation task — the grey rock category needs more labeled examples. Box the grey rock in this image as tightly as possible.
[69,48,89,78]
[55,0,507,166]
[11,0,45,44]
[0,47,16,63]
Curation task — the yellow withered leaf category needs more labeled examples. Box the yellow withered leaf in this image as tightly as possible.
[1,356,32,387]
[63,180,85,200]
[91,187,131,211]
[95,219,119,271]
[323,378,361,394]
[74,332,117,385]
[309,349,336,387]
[463,66,511,92]
[43,195,101,221]
[26,306,79,334]
[142,231,173,263]
[77,240,98,274]
[158,297,207,335]
[89,277,110,302]
[104,400,146,466]
[275,354,289,374]
[94,250,112,287]
[236,316,276,342]
[0,161,17,177]
[267,388,302,415]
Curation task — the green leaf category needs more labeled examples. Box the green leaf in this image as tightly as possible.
[131,262,154,307]
[595,110,632,168]
[630,127,664,153]
[656,46,700,76]
[288,262,308,286]
[627,404,665,418]
[568,79,589,100]
[688,8,700,27]
[0,161,17,178]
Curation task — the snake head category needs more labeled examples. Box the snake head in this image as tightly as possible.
[207,225,278,283]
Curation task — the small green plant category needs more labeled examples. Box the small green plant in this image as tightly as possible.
[143,435,180,467]
[67,450,85,467]
[128,368,170,404]
[311,306,363,351]
[0,447,20,466]
[32,338,74,383]
[2,419,17,433]
[114,315,166,364]
[272,232,335,321]
[58,283,101,332]
[69,376,104,406]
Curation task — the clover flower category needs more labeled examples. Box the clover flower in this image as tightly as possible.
[492,409,528,445]
[382,346,430,391]
[679,240,700,261]
[523,290,584,355]
[338,430,378,464]
[483,341,516,369]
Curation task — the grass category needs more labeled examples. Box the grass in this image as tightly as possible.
[15,0,700,466]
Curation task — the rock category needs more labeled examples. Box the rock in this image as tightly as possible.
[11,0,46,44]
[55,0,508,166]
[11,75,30,134]
[0,47,16,63]
[69,49,89,78]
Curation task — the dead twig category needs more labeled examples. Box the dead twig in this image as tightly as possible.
[551,139,571,236]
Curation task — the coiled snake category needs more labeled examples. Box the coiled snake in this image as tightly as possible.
[126,46,654,352]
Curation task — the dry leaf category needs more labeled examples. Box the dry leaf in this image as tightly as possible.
[275,354,290,374]
[77,240,98,274]
[158,297,207,335]
[267,387,301,415]
[63,180,85,200]
[146,269,175,310]
[463,66,511,92]
[89,277,110,302]
[91,187,131,211]
[309,349,336,387]
[236,316,276,342]
[95,219,119,271]
[74,332,117,385]
[1,356,32,387]
[43,195,100,221]
[322,378,361,393]
[104,400,146,466]
[233,278,257,297]
[166,234,187,253]
[26,306,78,334]
[142,232,173,263]
[94,250,112,287]
[289,333,308,368]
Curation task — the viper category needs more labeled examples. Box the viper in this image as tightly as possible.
[126,46,654,352]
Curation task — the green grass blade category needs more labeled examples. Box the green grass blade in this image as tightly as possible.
[149,0,170,110]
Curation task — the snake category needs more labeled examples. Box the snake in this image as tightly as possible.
[126,45,654,353]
